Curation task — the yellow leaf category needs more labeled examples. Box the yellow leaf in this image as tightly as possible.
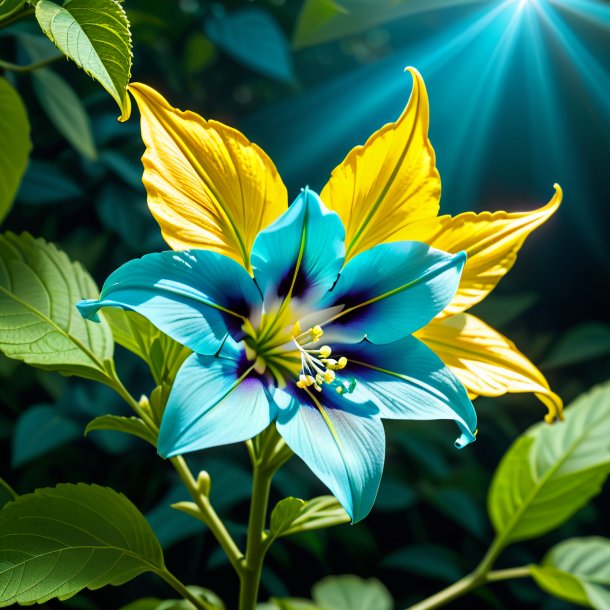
[129,83,288,270]
[320,67,440,263]
[415,313,563,423]
[403,185,562,317]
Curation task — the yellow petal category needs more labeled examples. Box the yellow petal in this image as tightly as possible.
[320,67,440,263]
[415,313,563,423]
[403,185,562,317]
[129,83,288,270]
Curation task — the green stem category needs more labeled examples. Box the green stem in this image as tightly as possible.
[0,54,62,72]
[405,574,482,610]
[239,460,274,610]
[157,567,215,610]
[108,376,244,574]
[405,564,532,610]
[171,455,244,574]
[487,566,531,582]
[0,6,34,28]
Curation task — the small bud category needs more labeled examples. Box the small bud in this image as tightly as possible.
[197,470,211,496]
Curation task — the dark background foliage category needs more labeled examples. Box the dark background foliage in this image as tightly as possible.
[1,0,609,608]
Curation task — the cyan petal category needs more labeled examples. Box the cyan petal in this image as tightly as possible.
[251,188,345,307]
[275,386,383,523]
[337,337,477,448]
[158,352,275,457]
[320,241,465,344]
[77,250,262,355]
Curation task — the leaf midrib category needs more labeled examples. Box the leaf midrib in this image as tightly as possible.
[497,412,610,543]
[0,544,164,578]
[0,284,107,373]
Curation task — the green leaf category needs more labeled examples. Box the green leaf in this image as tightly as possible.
[32,68,97,160]
[205,8,294,84]
[35,0,132,120]
[0,78,31,225]
[542,322,610,369]
[85,415,157,447]
[0,479,17,509]
[0,232,114,382]
[104,308,190,387]
[273,496,350,537]
[531,537,610,608]
[12,405,81,467]
[312,575,393,610]
[270,497,306,537]
[488,382,610,544]
[0,483,166,606]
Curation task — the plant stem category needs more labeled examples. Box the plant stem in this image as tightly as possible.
[239,460,274,610]
[157,568,215,610]
[0,54,62,72]
[406,574,482,610]
[487,566,531,582]
[405,565,532,610]
[0,6,34,28]
[109,377,244,574]
[170,455,244,574]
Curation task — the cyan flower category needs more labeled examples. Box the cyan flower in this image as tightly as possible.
[123,70,562,423]
[78,188,476,522]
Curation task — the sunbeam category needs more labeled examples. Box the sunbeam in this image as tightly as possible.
[246,0,610,269]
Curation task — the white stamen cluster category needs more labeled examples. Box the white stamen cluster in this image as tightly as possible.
[295,326,347,393]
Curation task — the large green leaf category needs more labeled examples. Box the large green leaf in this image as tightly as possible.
[35,0,132,120]
[0,232,114,382]
[531,538,610,608]
[0,78,31,225]
[104,308,190,387]
[488,382,610,544]
[0,483,166,606]
[312,575,393,610]
[32,68,97,160]
[293,0,481,49]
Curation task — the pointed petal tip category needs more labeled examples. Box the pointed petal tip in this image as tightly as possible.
[76,299,101,323]
[454,427,477,449]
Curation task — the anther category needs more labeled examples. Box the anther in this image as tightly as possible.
[311,325,324,342]
[319,345,332,358]
[323,370,335,384]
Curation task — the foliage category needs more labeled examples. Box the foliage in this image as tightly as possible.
[0,1,608,610]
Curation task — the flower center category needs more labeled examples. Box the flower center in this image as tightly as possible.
[241,308,353,394]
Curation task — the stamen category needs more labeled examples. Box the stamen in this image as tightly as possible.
[319,345,332,359]
[311,325,324,342]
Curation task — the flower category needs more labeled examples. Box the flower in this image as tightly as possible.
[78,188,477,522]
[119,67,562,422]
